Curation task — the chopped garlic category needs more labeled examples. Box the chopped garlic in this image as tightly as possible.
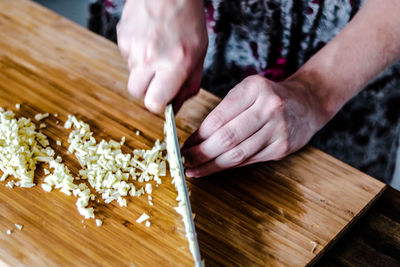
[0,109,58,187]
[6,229,12,235]
[39,123,46,129]
[145,183,152,194]
[0,172,9,182]
[136,213,150,224]
[56,140,61,146]
[1,110,168,222]
[311,241,318,253]
[34,113,49,121]
[6,180,15,188]
[117,197,127,207]
[134,187,144,197]
[54,113,59,118]
[145,221,151,227]
[148,200,153,206]
[78,207,94,219]
[95,219,103,227]
[14,224,23,231]
[41,183,52,192]
[15,104,20,110]
[135,130,140,136]
[64,115,167,213]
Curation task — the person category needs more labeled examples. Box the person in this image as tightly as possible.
[89,0,400,183]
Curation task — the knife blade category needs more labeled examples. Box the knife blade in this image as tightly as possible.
[164,104,202,267]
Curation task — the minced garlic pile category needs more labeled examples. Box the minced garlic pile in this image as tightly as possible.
[0,109,168,225]
[0,108,54,188]
[64,115,167,219]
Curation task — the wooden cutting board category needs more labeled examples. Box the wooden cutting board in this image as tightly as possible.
[0,0,386,266]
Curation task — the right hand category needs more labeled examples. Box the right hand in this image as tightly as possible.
[117,0,208,113]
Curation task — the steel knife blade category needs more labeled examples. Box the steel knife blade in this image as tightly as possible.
[164,104,202,266]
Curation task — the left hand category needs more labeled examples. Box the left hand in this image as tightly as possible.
[181,75,327,177]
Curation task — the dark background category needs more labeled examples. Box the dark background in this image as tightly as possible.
[33,0,91,27]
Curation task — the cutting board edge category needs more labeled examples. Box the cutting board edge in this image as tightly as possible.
[307,183,387,266]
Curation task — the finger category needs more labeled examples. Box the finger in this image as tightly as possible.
[171,83,199,114]
[144,68,187,113]
[237,138,290,168]
[127,41,147,70]
[116,22,130,60]
[172,60,203,113]
[185,119,275,177]
[117,29,144,69]
[127,68,155,99]
[182,82,257,149]
[117,0,141,61]
[182,102,268,168]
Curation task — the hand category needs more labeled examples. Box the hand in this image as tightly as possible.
[181,75,327,177]
[117,0,208,113]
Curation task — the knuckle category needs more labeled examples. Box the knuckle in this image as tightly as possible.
[252,75,268,85]
[275,120,290,143]
[144,42,158,63]
[225,87,240,102]
[227,147,247,165]
[269,94,284,111]
[246,75,268,90]
[206,109,226,131]
[280,120,290,137]
[118,40,129,58]
[253,103,268,122]
[277,139,290,158]
[195,144,210,163]
[196,144,206,157]
[219,127,238,149]
[116,23,124,39]
[173,45,194,75]
[172,44,185,62]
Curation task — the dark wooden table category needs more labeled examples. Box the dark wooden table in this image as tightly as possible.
[315,186,400,266]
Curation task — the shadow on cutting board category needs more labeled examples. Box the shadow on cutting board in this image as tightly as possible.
[188,162,307,266]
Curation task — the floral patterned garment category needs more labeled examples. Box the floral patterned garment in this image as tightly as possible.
[89,0,400,183]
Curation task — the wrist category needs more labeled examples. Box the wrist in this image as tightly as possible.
[282,65,339,131]
[285,55,353,129]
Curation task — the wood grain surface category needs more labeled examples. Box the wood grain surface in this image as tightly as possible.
[316,186,400,267]
[0,0,386,266]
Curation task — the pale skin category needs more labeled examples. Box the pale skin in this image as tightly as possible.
[118,0,400,177]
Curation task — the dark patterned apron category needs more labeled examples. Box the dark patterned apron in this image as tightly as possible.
[89,0,400,183]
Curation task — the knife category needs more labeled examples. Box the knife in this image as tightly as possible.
[164,104,202,267]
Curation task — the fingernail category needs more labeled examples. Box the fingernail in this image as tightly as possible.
[144,96,164,114]
[185,169,198,178]
[181,153,192,167]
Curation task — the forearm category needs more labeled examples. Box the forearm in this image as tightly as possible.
[287,0,400,126]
